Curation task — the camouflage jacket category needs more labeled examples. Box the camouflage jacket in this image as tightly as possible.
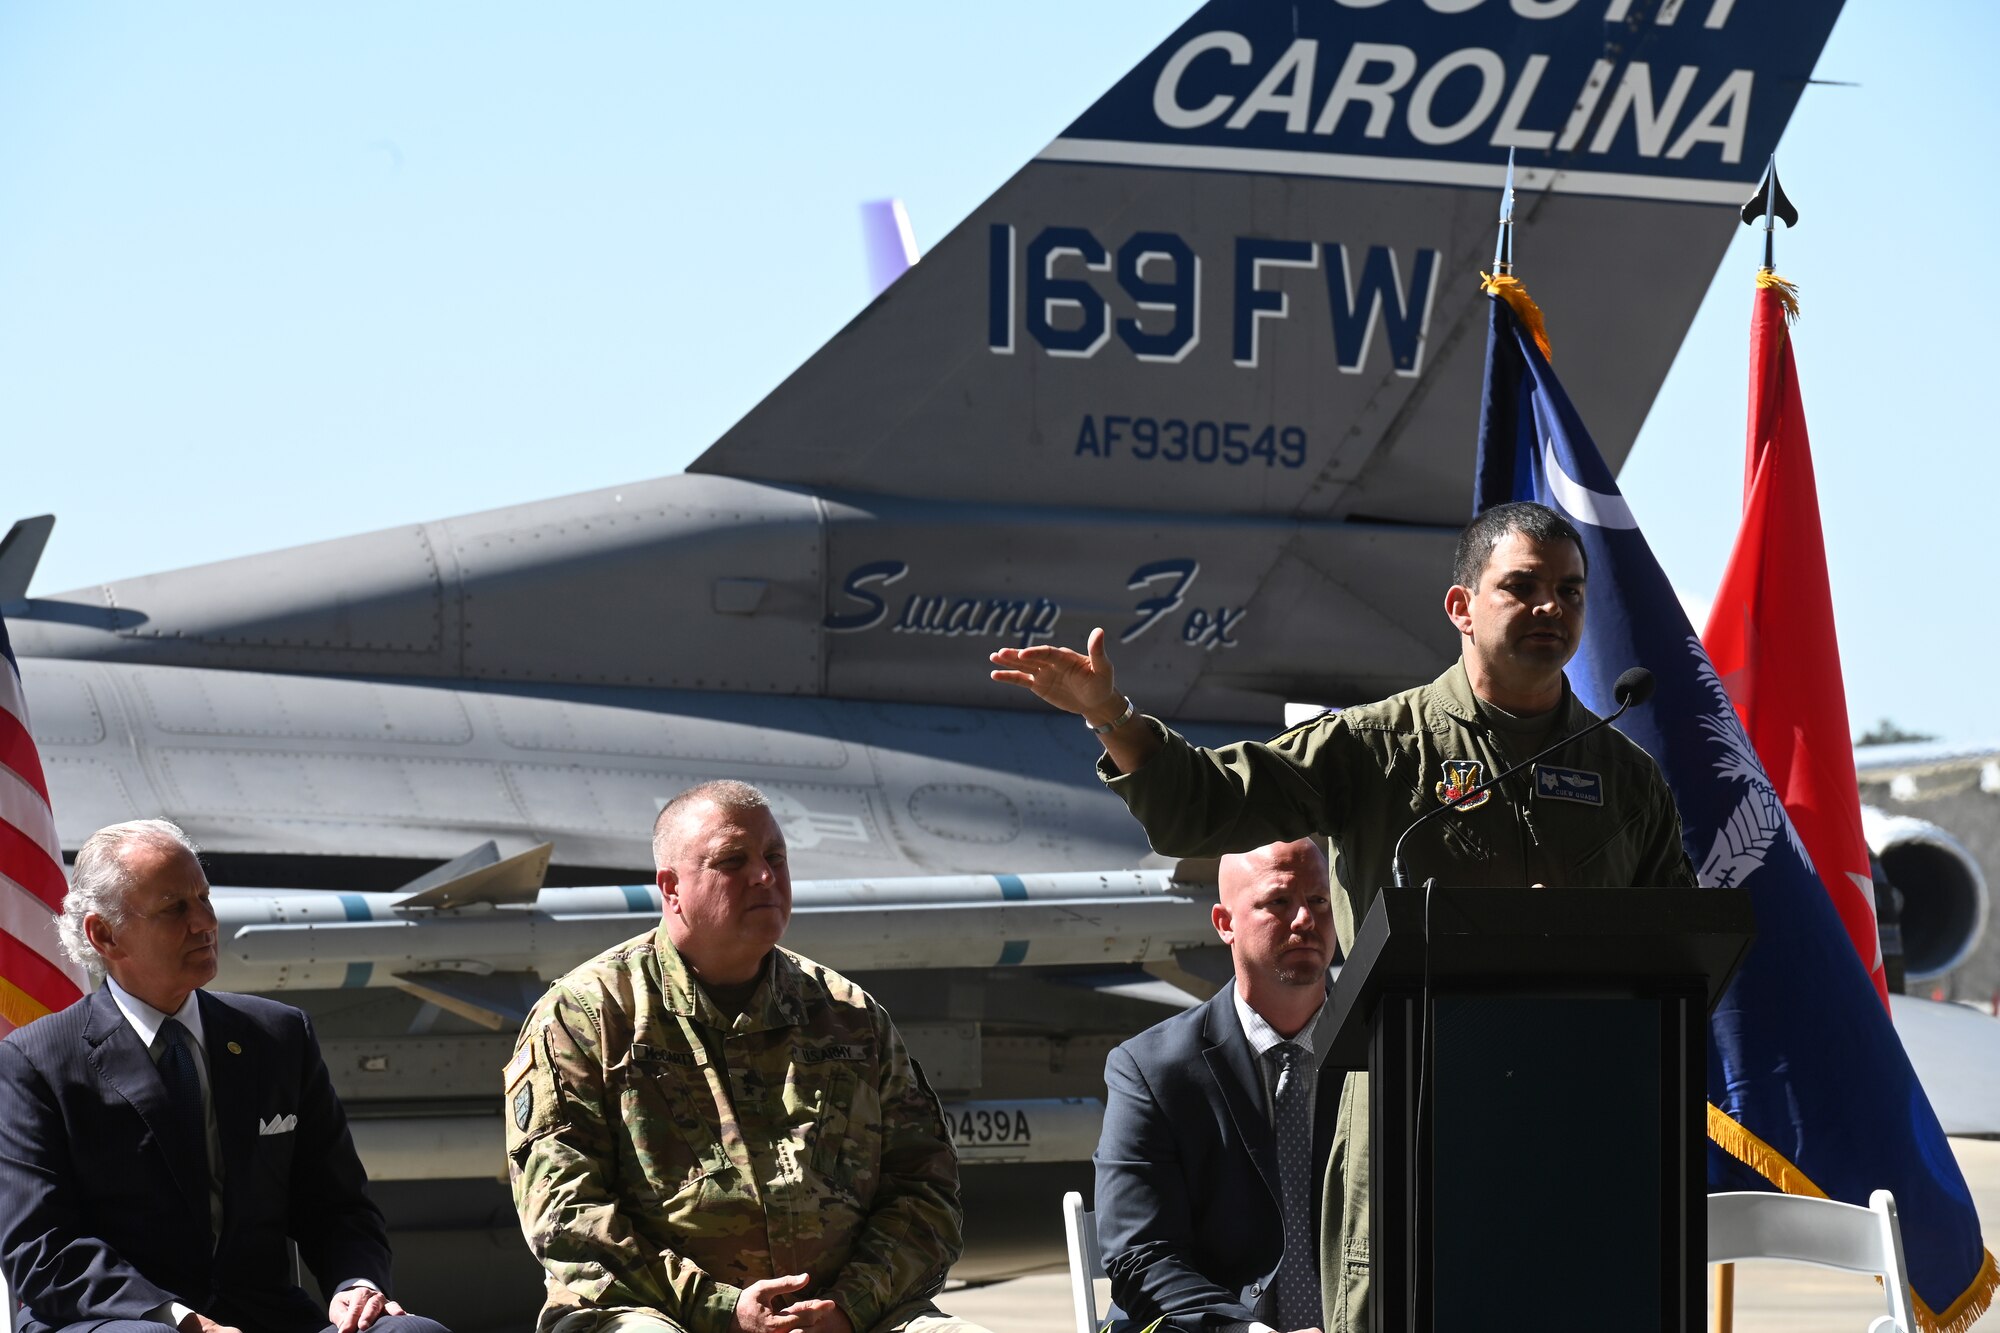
[505,924,963,1333]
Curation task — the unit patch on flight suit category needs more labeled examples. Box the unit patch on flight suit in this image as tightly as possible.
[1435,760,1491,810]
[1533,764,1603,805]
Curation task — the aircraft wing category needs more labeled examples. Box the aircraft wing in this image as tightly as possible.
[1856,741,2000,799]
[210,869,1222,1002]
[1890,996,2000,1136]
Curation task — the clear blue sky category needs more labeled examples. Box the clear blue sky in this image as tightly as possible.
[1,2,1992,741]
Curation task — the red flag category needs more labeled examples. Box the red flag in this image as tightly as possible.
[1703,276,1887,1005]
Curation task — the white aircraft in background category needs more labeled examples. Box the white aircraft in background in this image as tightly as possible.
[1852,740,1997,1133]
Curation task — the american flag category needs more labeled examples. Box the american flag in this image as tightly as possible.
[0,614,85,1032]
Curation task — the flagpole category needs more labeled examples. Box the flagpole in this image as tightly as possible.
[1707,153,1793,1333]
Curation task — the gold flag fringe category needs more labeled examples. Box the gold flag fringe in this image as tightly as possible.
[1708,1103,2000,1333]
[1706,1102,1827,1199]
[1755,268,1801,324]
[1480,272,1552,361]
[0,975,53,1032]
[1925,1249,2000,1333]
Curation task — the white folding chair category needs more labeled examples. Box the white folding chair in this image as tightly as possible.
[1062,1189,1107,1333]
[1709,1189,1917,1333]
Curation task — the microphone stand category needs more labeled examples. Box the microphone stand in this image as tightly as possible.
[1390,684,1644,888]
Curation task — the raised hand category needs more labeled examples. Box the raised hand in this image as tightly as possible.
[989,626,1123,723]
[991,626,1159,774]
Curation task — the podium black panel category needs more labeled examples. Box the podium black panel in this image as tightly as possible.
[1332,886,1751,1333]
[1432,996,1662,1329]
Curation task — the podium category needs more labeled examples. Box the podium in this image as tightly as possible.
[1326,886,1754,1333]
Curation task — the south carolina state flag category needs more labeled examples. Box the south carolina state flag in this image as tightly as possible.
[1473,280,1994,1332]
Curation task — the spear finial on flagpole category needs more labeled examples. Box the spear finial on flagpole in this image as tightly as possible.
[1480,148,1549,358]
[1492,147,1517,277]
[1740,155,1797,273]
[1740,156,1800,319]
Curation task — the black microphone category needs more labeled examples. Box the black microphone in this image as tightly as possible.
[1389,667,1656,887]
[1612,666,1654,708]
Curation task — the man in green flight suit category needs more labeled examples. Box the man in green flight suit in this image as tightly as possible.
[990,501,1697,1333]
[506,779,989,1333]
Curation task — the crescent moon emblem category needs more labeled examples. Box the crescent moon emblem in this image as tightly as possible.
[1542,439,1636,530]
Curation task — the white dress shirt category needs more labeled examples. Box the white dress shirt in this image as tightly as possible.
[1231,980,1334,1128]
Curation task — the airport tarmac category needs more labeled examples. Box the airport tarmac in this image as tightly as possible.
[931,1137,2000,1332]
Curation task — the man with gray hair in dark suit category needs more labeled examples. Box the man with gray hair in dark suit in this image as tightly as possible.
[0,817,447,1333]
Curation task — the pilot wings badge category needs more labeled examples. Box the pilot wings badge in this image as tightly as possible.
[1435,760,1492,811]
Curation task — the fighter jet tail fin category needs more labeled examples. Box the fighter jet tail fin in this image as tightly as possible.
[861,198,920,300]
[688,0,1843,522]
[0,515,55,608]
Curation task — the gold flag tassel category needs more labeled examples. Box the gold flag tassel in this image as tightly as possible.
[1755,268,1801,323]
[1480,271,1552,362]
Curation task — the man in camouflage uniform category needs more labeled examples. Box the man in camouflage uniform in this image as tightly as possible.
[990,501,1698,1333]
[506,780,987,1333]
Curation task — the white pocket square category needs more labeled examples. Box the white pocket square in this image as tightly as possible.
[258,1113,298,1136]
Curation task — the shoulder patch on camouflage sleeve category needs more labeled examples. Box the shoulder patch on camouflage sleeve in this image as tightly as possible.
[503,1043,533,1091]
[504,1032,563,1151]
[512,1080,535,1131]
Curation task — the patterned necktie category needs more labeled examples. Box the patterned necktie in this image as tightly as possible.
[1272,1041,1321,1330]
[157,1019,210,1197]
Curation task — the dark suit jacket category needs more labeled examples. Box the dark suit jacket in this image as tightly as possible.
[1093,985,1340,1332]
[0,987,393,1333]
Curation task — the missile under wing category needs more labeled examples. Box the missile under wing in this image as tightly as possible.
[5,0,1847,1318]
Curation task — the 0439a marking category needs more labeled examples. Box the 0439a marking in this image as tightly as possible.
[947,1107,1033,1146]
[1075,414,1307,468]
